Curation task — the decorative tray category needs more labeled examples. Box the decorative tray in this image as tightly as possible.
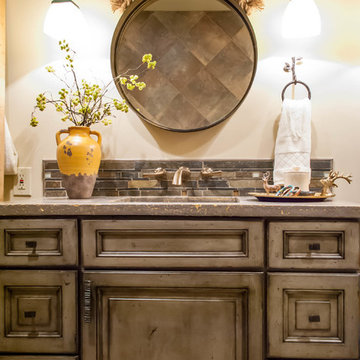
[248,192,335,202]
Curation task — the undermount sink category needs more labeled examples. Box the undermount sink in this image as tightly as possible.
[110,196,240,203]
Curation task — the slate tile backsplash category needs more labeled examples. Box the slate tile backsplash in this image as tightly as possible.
[43,159,333,198]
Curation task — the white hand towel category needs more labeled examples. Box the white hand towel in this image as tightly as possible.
[273,98,311,185]
[4,117,18,175]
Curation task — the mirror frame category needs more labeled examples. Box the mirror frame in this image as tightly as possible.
[111,0,257,132]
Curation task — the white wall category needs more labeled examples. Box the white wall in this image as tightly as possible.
[5,0,360,201]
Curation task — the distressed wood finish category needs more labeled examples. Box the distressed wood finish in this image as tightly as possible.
[0,0,5,201]
[82,219,264,268]
[0,270,77,353]
[268,273,359,359]
[0,210,360,359]
[0,219,78,266]
[82,271,263,360]
[269,221,360,269]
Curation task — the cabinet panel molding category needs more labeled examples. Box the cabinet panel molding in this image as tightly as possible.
[5,285,62,336]
[284,289,343,341]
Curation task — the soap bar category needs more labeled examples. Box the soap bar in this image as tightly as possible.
[284,171,310,191]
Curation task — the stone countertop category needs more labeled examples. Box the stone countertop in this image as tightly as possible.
[0,197,359,218]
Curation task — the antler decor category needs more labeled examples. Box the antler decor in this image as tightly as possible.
[110,0,264,15]
[262,172,282,194]
[320,170,352,197]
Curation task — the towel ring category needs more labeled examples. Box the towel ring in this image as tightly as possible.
[281,80,312,101]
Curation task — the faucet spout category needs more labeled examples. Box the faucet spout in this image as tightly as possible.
[172,166,191,186]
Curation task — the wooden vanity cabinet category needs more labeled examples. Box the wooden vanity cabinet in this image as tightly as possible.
[1,215,359,360]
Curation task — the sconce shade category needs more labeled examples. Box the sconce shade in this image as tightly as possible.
[43,0,86,41]
[282,0,321,39]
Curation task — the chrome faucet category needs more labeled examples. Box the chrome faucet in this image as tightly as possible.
[172,166,191,186]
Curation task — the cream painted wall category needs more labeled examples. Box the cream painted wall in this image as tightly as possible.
[5,0,360,201]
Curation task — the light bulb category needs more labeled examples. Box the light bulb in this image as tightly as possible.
[43,0,87,42]
[282,0,321,39]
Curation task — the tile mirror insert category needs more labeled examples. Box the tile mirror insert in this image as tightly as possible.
[111,0,257,132]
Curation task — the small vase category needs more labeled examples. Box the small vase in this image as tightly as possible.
[56,126,102,199]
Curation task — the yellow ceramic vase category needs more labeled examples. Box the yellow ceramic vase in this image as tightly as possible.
[56,126,102,199]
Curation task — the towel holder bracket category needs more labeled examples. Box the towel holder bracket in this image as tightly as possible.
[282,56,311,101]
[283,56,303,83]
[281,80,312,101]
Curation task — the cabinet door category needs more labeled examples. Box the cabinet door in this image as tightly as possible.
[268,273,359,359]
[82,271,263,360]
[0,270,77,353]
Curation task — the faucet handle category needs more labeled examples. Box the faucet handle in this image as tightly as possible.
[180,166,191,175]
[143,167,167,180]
[201,167,222,178]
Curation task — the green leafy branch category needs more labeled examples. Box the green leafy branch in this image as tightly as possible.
[30,40,156,127]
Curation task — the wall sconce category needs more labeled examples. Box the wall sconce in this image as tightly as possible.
[281,0,321,99]
[43,0,86,41]
[282,0,321,39]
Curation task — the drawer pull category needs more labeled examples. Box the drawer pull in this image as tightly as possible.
[308,315,320,323]
[309,243,321,251]
[25,241,37,249]
[26,240,38,257]
[24,311,36,318]
[83,280,92,323]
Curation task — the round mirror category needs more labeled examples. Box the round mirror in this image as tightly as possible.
[111,0,257,132]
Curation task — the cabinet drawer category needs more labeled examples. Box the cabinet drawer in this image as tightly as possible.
[82,220,264,268]
[0,270,77,353]
[0,219,78,266]
[269,221,359,269]
[268,273,359,359]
